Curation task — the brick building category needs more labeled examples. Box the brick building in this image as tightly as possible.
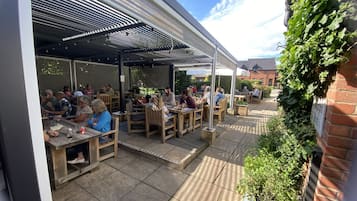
[311,49,357,201]
[237,58,278,87]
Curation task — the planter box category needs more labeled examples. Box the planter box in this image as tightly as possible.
[234,104,248,116]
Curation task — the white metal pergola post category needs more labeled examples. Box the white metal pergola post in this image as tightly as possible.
[229,67,237,110]
[208,45,218,130]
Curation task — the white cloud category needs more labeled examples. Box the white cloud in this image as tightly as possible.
[201,0,287,60]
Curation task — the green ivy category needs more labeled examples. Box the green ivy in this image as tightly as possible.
[278,0,356,120]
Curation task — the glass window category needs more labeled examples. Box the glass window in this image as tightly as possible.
[268,79,273,86]
[36,57,71,94]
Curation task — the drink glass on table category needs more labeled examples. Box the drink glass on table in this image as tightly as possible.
[80,126,86,134]
[67,128,73,138]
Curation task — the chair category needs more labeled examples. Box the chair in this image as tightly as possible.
[213,98,227,123]
[97,117,119,161]
[193,103,203,129]
[97,93,112,112]
[252,90,263,104]
[110,91,120,112]
[145,105,176,143]
[126,102,146,134]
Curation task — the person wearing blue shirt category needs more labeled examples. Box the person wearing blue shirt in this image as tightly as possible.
[214,87,225,105]
[68,99,111,164]
[87,99,111,133]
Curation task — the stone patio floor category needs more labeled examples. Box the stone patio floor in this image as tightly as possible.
[52,90,279,201]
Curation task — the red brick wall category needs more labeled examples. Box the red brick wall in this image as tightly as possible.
[315,49,357,201]
[239,70,277,86]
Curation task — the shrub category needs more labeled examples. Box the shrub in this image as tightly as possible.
[240,80,254,91]
[238,114,315,201]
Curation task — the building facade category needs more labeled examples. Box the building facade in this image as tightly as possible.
[238,58,278,87]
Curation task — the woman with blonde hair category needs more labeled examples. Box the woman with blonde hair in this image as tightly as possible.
[68,99,111,164]
[88,99,111,133]
[151,95,171,122]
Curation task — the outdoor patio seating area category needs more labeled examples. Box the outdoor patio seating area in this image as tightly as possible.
[51,93,279,201]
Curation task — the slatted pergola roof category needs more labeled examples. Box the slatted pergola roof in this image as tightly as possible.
[32,0,238,69]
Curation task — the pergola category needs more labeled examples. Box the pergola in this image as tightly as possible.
[0,1,240,200]
[32,0,240,128]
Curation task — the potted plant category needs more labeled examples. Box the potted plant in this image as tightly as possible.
[234,100,248,116]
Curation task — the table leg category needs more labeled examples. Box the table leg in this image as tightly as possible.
[178,113,184,137]
[188,111,193,132]
[51,148,67,187]
[88,137,99,163]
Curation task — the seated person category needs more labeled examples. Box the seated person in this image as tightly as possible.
[63,86,72,99]
[72,96,93,123]
[84,84,94,96]
[43,91,72,118]
[252,88,260,98]
[44,130,50,142]
[73,89,84,97]
[105,84,115,96]
[87,99,112,134]
[41,89,58,112]
[213,87,225,105]
[201,86,211,105]
[242,86,249,93]
[151,96,171,122]
[162,87,176,106]
[67,99,111,164]
[180,89,196,108]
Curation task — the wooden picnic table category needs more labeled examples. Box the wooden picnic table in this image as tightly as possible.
[44,119,102,188]
[168,107,194,137]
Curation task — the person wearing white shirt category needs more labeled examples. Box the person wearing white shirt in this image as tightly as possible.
[252,88,260,97]
[162,87,176,106]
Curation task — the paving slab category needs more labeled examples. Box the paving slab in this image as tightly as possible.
[214,162,244,191]
[173,176,222,201]
[118,127,209,170]
[211,138,239,154]
[144,166,188,196]
[217,188,242,201]
[52,182,99,201]
[75,164,140,201]
[120,183,170,201]
[119,157,161,181]
[198,147,232,162]
[188,157,226,183]
[143,141,176,157]
[104,149,138,170]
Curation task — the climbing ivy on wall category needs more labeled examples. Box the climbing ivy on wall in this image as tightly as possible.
[278,0,356,121]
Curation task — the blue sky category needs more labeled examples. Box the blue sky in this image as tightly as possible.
[177,0,286,60]
[177,0,220,20]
